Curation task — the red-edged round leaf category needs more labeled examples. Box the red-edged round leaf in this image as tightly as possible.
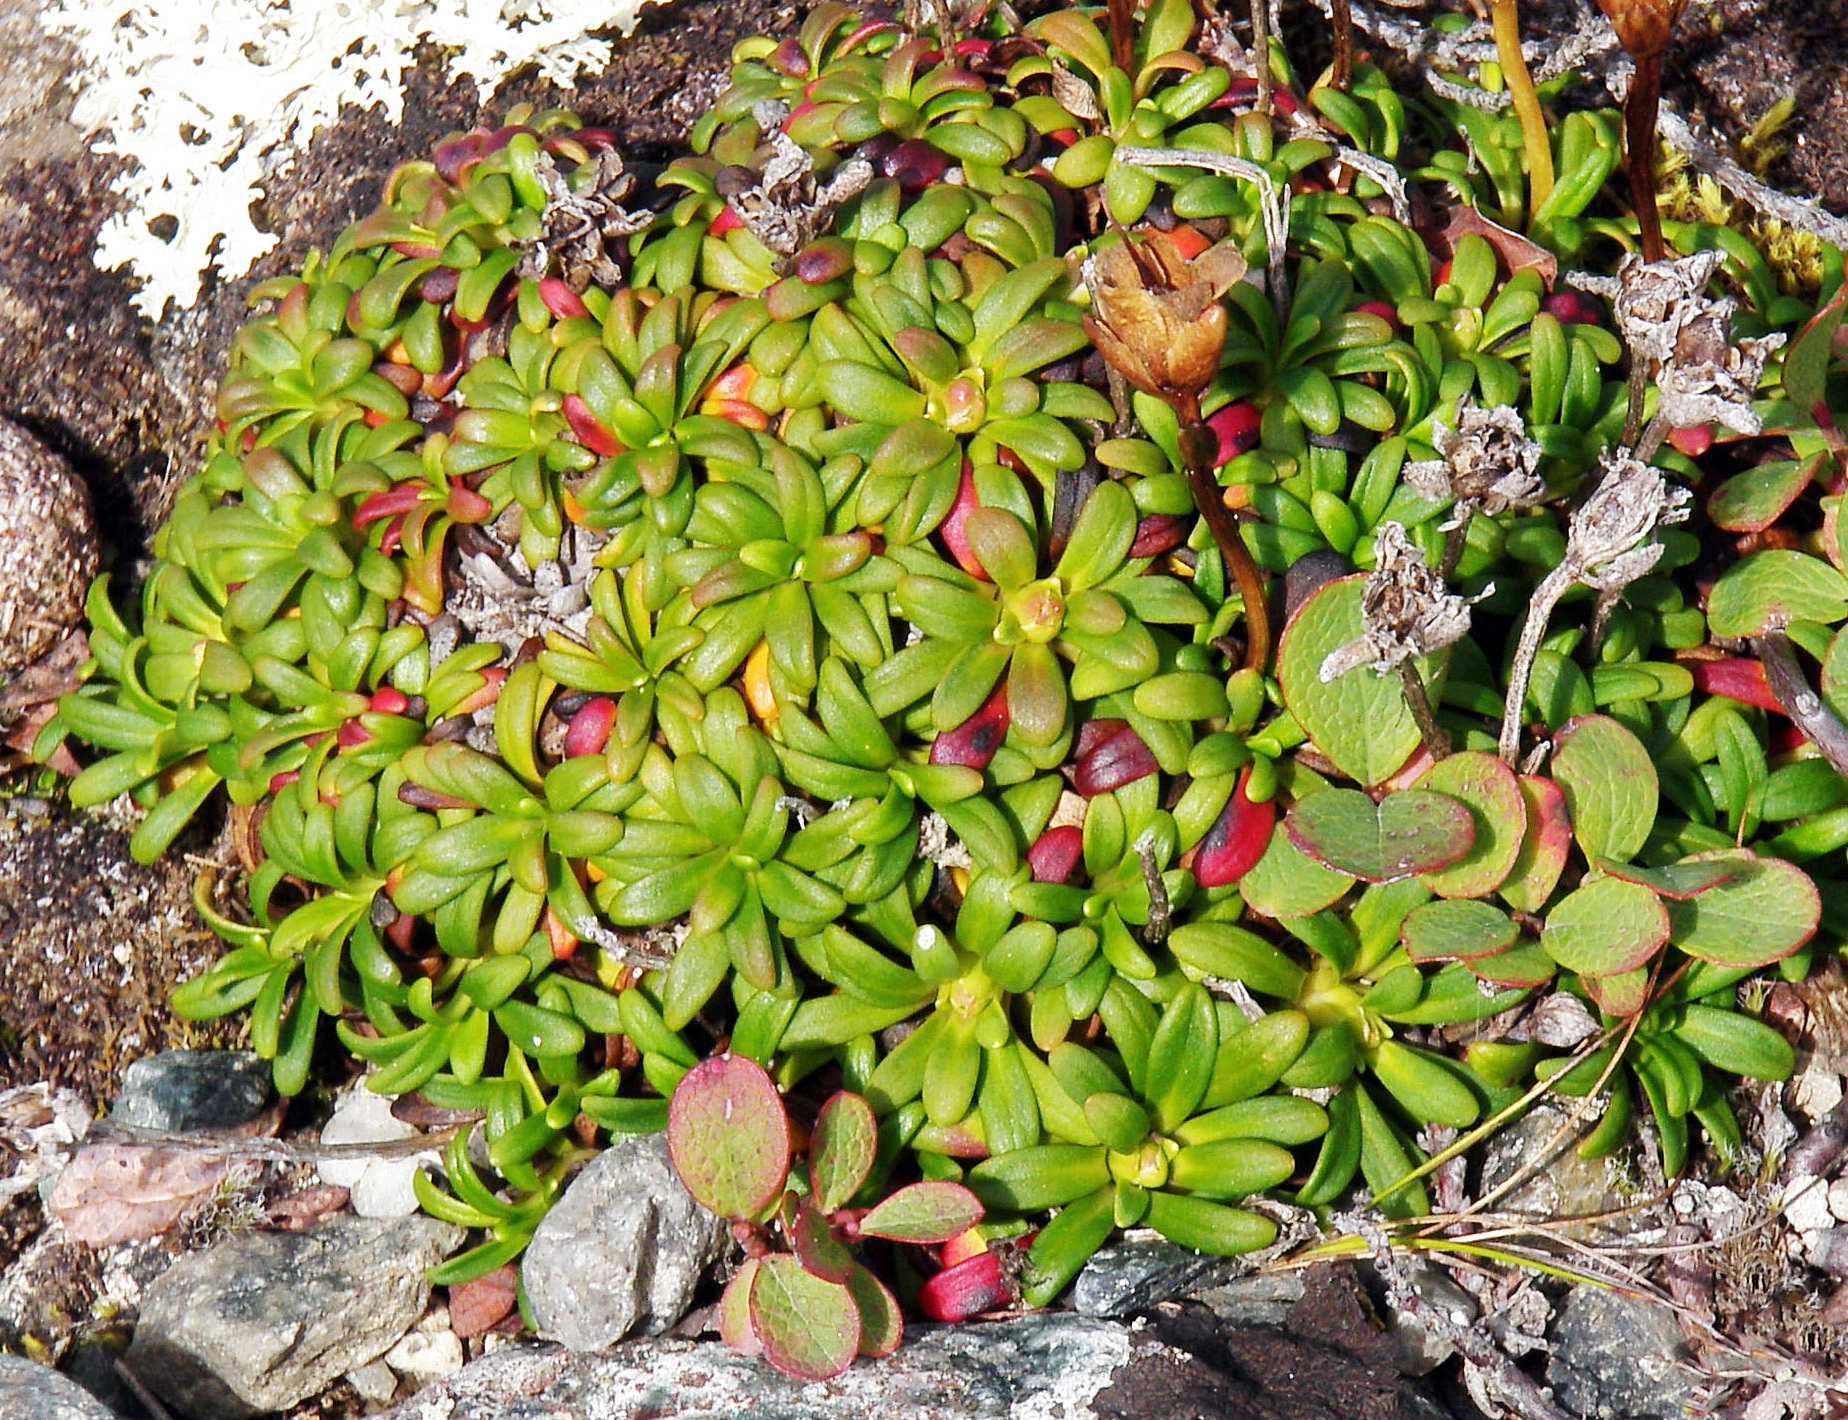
[1286,789,1475,884]
[1549,715,1657,864]
[1707,454,1823,533]
[1594,856,1739,901]
[1401,899,1520,963]
[1540,876,1669,976]
[666,1055,790,1220]
[1663,851,1821,968]
[810,1091,878,1215]
[1499,774,1571,913]
[749,1254,861,1381]
[719,1257,764,1357]
[1412,751,1525,898]
[844,1262,903,1358]
[790,1199,854,1283]
[856,1180,985,1244]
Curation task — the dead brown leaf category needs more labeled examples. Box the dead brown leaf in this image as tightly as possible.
[49,1143,230,1247]
[447,1264,520,1338]
[1436,207,1559,286]
[266,1183,350,1231]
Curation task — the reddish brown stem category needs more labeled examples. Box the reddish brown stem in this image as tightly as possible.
[1177,395,1271,673]
[1109,0,1136,73]
[1330,0,1353,90]
[1626,51,1666,263]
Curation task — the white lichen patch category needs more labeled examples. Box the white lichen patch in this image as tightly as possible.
[40,0,667,318]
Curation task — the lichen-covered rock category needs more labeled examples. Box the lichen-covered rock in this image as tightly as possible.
[108,1049,270,1133]
[1544,1286,1701,1420]
[122,1214,463,1420]
[0,418,96,678]
[521,1131,728,1351]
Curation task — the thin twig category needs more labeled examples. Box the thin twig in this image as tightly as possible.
[1754,630,1848,782]
[86,1119,462,1163]
[1397,661,1451,760]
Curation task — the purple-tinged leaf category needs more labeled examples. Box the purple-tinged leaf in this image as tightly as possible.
[749,1253,861,1381]
[666,1055,790,1220]
[844,1262,903,1357]
[1286,788,1475,884]
[810,1092,878,1215]
[1191,764,1274,888]
[857,1180,985,1244]
[790,1199,854,1283]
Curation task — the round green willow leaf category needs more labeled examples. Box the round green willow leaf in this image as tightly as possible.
[1663,851,1820,968]
[1462,937,1557,988]
[748,1254,860,1381]
[1540,875,1669,976]
[1237,821,1356,920]
[1412,751,1525,898]
[857,1179,985,1244]
[810,1091,878,1215]
[1401,899,1519,963]
[1285,789,1475,884]
[1548,714,1657,864]
[1707,549,1848,637]
[666,1054,790,1220]
[1498,774,1571,914]
[1277,577,1425,786]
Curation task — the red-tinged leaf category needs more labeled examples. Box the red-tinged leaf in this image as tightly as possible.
[564,697,616,757]
[1129,513,1189,558]
[857,1180,984,1244]
[1582,968,1649,1017]
[1463,938,1557,988]
[1594,856,1739,900]
[719,1258,763,1356]
[930,683,1010,769]
[1499,774,1571,914]
[666,1055,790,1220]
[1667,425,1712,458]
[940,1227,989,1268]
[844,1262,902,1357]
[1207,401,1262,467]
[563,393,624,457]
[939,461,989,581]
[1686,658,1784,714]
[447,481,494,523]
[1028,824,1084,883]
[790,1199,855,1283]
[353,482,425,527]
[1191,764,1274,887]
[917,1251,1010,1322]
[749,1254,860,1381]
[539,276,590,320]
[1707,454,1823,533]
[1074,726,1159,797]
[1285,789,1475,884]
[1783,281,1848,420]
[810,1092,877,1215]
[1412,751,1526,899]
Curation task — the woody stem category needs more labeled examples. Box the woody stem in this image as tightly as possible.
[1397,662,1451,761]
[1438,510,1473,580]
[1498,564,1573,766]
[1177,393,1271,674]
[1252,0,1273,117]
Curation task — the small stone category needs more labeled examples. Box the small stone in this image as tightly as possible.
[1478,1103,1630,1240]
[0,1354,118,1420]
[521,1131,728,1351]
[1190,1271,1308,1329]
[123,1214,463,1420]
[1782,1175,1835,1235]
[109,1050,271,1133]
[1382,1260,1477,1377]
[317,1087,436,1220]
[0,418,98,678]
[344,1360,398,1405]
[1545,1286,1701,1420]
[1829,1178,1848,1224]
[1790,1062,1843,1123]
[1814,1227,1848,1277]
[1072,1234,1246,1317]
[384,1323,464,1384]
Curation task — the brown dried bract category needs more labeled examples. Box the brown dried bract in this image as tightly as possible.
[1082,232,1247,402]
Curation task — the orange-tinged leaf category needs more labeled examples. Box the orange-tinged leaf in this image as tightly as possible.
[1499,774,1571,913]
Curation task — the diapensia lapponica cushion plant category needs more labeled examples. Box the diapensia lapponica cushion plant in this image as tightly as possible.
[46,0,1848,1377]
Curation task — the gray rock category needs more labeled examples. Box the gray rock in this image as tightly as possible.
[1379,1260,1476,1377]
[1477,1103,1635,1240]
[109,1050,271,1133]
[1190,1270,1308,1329]
[521,1132,728,1351]
[1544,1286,1701,1420]
[0,1355,118,1420]
[377,1314,1178,1420]
[1072,1234,1247,1317]
[122,1214,463,1420]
